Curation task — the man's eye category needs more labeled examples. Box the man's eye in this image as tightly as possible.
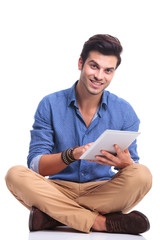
[91,64,97,69]
[106,69,113,74]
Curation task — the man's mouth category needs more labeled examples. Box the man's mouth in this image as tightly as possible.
[90,79,103,86]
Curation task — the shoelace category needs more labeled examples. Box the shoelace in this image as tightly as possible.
[107,219,122,233]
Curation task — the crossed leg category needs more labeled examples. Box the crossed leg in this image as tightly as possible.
[5,164,152,233]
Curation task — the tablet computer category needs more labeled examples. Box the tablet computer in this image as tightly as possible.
[79,130,140,160]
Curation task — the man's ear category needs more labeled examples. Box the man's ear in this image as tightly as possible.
[78,57,83,70]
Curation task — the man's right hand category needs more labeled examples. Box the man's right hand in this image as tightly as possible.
[72,143,93,160]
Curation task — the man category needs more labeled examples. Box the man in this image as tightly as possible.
[5,34,152,234]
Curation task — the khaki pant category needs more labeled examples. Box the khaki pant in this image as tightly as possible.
[5,164,152,233]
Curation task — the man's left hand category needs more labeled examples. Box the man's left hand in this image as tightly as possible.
[92,144,134,169]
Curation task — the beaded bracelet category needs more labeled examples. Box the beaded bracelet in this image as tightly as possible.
[61,146,78,165]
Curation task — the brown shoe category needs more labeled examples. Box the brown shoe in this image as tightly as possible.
[105,211,150,234]
[29,206,64,231]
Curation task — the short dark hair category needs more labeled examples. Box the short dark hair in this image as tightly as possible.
[80,34,123,69]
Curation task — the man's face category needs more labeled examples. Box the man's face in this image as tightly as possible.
[78,51,118,96]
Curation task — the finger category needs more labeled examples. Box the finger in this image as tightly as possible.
[114,144,123,157]
[95,159,112,165]
[84,142,93,149]
[78,143,94,158]
[95,154,116,166]
[124,148,129,154]
[100,150,116,162]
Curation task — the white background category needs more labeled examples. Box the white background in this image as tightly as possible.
[0,0,159,239]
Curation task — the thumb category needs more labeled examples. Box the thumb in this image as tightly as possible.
[124,148,129,153]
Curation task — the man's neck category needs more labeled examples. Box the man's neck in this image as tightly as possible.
[75,81,102,112]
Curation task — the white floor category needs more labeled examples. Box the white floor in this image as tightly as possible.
[28,227,147,240]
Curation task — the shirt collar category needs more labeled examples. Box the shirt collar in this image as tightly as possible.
[67,81,108,111]
[100,90,108,110]
[67,81,79,108]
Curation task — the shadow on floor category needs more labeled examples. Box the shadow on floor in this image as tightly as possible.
[28,226,147,240]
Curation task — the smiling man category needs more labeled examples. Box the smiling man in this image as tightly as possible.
[78,52,117,94]
[5,34,152,235]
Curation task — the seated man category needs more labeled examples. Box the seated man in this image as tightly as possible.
[5,34,152,234]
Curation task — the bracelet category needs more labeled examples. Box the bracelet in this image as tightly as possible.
[61,146,79,165]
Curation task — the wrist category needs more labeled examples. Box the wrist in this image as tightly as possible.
[61,146,79,165]
[125,159,135,168]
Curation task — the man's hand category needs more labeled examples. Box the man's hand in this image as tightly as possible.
[92,144,134,169]
[72,143,93,160]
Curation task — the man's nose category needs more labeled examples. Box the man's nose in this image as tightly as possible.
[94,69,104,81]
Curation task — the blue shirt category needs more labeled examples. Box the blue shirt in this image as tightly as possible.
[27,81,140,182]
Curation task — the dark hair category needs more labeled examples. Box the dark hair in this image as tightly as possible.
[80,34,123,69]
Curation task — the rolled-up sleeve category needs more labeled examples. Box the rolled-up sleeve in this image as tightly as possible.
[30,154,43,173]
